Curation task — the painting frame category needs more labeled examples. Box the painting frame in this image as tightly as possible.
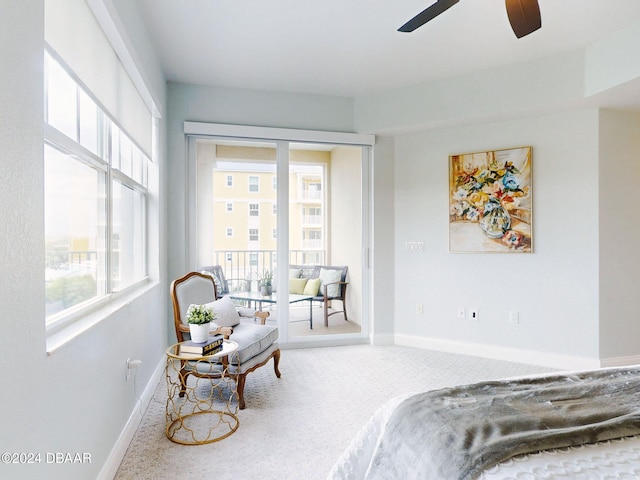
[449,146,532,253]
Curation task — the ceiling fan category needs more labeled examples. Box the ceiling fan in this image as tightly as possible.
[398,0,542,39]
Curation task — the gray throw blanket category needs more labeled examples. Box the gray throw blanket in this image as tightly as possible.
[365,366,640,480]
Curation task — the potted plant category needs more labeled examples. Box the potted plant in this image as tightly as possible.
[258,269,274,296]
[186,304,216,343]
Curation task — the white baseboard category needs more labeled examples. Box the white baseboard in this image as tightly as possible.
[600,354,640,368]
[394,334,604,371]
[97,356,165,480]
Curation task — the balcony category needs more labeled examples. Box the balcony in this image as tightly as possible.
[211,249,325,291]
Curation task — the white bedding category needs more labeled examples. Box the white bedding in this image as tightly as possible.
[328,393,640,480]
[480,435,640,479]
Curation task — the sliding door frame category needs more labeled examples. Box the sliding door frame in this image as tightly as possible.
[185,122,375,346]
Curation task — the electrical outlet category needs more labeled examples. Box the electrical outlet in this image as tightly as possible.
[126,357,143,381]
[416,303,424,315]
[509,310,519,324]
[470,308,479,321]
[406,241,424,252]
[457,307,465,320]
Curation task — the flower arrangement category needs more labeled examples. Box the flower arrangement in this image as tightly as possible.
[186,304,215,325]
[450,159,529,248]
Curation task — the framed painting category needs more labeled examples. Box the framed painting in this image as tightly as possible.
[449,146,532,253]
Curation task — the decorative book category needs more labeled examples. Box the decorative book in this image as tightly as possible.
[180,334,224,356]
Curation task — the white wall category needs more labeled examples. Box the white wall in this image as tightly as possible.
[329,147,363,324]
[392,110,603,368]
[354,50,586,135]
[353,22,640,368]
[599,109,640,360]
[0,2,168,479]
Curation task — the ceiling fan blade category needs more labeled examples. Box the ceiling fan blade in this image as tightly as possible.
[398,0,460,33]
[505,0,541,38]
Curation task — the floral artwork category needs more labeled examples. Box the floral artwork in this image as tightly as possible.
[449,146,532,253]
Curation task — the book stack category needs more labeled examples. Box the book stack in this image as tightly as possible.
[180,334,224,358]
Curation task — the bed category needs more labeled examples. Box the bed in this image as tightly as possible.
[328,365,640,480]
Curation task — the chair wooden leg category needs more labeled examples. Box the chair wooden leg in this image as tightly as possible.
[273,348,281,378]
[236,373,247,410]
[234,349,281,410]
[342,298,348,321]
[178,367,189,397]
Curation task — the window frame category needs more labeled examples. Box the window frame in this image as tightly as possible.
[44,49,151,331]
[248,175,259,193]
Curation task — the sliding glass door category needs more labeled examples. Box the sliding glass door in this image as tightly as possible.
[191,133,370,345]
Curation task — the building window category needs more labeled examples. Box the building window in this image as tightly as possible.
[303,229,322,241]
[226,175,233,187]
[226,253,233,262]
[303,206,322,223]
[248,175,259,192]
[226,203,233,212]
[272,228,277,239]
[272,176,277,190]
[249,203,259,216]
[272,203,277,215]
[226,228,233,238]
[249,229,259,241]
[44,52,150,322]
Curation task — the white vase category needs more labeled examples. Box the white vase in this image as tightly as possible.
[189,322,210,343]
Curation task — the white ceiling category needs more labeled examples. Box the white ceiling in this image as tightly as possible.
[135,0,640,99]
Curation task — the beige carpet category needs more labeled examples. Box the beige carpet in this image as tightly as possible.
[114,344,553,479]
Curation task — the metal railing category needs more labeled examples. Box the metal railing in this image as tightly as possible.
[212,249,325,291]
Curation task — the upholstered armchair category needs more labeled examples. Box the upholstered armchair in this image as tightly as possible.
[170,271,281,409]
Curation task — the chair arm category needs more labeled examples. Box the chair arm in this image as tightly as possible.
[211,326,233,339]
[254,310,270,325]
[237,307,270,325]
[322,281,349,300]
[177,323,233,340]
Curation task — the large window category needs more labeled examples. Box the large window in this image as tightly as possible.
[44,52,150,323]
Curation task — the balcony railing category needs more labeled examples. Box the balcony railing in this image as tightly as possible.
[211,249,325,291]
[298,191,321,201]
[301,215,322,225]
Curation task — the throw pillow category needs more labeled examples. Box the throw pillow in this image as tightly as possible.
[303,277,321,296]
[289,277,308,294]
[319,268,342,297]
[204,296,240,327]
[289,268,302,278]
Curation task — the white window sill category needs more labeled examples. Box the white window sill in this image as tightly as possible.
[46,278,157,355]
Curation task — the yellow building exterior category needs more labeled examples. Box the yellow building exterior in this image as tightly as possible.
[207,145,327,276]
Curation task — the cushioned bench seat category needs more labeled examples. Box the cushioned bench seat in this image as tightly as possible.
[226,323,279,364]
